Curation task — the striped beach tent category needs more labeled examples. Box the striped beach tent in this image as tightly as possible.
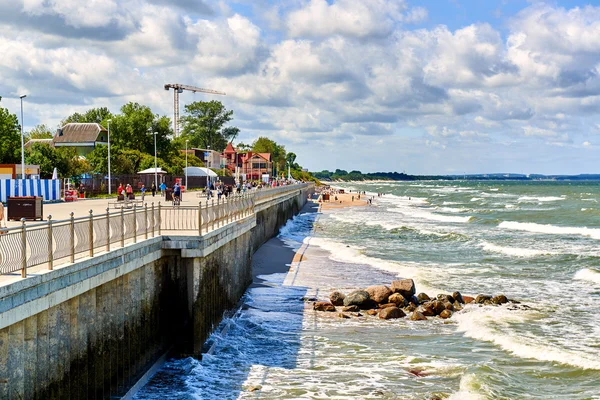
[0,179,61,202]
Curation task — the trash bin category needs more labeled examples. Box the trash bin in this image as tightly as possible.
[7,196,43,221]
[165,188,173,201]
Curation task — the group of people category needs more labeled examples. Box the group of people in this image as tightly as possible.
[116,181,180,202]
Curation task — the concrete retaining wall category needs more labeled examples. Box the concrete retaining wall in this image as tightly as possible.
[0,184,314,399]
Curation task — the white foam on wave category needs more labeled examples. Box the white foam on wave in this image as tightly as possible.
[436,206,468,214]
[480,241,552,258]
[448,374,487,400]
[573,268,600,285]
[390,207,473,224]
[498,221,600,240]
[305,236,438,294]
[518,195,565,202]
[470,197,483,202]
[454,306,600,370]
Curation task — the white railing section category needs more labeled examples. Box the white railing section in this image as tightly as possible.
[0,183,311,278]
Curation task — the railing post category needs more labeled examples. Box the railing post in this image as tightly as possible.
[198,202,202,236]
[89,210,94,257]
[21,218,27,278]
[211,199,215,231]
[120,207,125,248]
[70,212,75,263]
[151,202,155,237]
[106,208,110,252]
[144,203,148,240]
[133,204,137,244]
[47,215,53,270]
[158,202,162,235]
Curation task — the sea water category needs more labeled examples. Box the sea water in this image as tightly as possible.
[135,181,600,399]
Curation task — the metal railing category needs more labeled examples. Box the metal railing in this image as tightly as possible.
[0,183,310,278]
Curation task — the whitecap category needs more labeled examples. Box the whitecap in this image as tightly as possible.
[498,221,600,240]
[480,241,552,258]
[573,268,600,285]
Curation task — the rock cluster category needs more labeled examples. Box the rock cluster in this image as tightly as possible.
[311,279,517,321]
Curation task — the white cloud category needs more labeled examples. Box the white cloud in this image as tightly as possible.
[287,0,406,39]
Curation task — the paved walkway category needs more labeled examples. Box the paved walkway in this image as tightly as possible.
[2,191,223,228]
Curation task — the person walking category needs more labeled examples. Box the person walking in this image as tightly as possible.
[159,182,166,197]
[151,182,156,197]
[141,184,146,201]
[126,184,133,200]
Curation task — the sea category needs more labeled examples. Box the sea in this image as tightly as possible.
[135,180,600,399]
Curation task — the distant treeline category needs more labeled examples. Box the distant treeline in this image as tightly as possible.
[313,170,600,182]
[311,169,447,181]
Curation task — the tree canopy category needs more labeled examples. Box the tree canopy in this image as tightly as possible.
[0,107,21,164]
[180,101,238,151]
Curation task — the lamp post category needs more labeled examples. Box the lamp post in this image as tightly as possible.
[19,95,26,179]
[107,119,112,195]
[185,139,189,189]
[153,131,158,190]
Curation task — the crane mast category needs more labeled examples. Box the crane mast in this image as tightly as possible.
[164,83,226,137]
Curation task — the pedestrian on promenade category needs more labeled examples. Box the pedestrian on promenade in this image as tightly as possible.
[151,182,156,197]
[159,182,166,197]
[217,188,222,200]
[118,183,124,195]
[126,184,133,200]
[141,185,146,201]
[173,183,181,205]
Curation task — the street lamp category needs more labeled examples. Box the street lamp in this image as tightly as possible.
[19,95,26,179]
[107,119,112,195]
[185,139,189,189]
[153,131,158,190]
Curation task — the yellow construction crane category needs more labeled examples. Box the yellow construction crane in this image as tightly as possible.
[164,83,226,137]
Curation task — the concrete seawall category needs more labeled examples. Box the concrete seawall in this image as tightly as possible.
[0,184,314,399]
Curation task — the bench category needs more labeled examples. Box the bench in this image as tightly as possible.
[110,200,144,209]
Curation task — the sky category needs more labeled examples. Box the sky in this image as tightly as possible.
[1,0,600,175]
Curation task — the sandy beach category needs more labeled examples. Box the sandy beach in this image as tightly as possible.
[319,192,369,210]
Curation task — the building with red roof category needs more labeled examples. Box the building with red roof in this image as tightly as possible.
[222,143,273,181]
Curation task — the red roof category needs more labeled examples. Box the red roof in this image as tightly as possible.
[224,142,236,154]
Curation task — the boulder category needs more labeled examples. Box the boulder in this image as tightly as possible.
[443,301,454,311]
[408,295,420,306]
[463,296,475,304]
[366,285,393,304]
[416,293,430,304]
[379,307,406,320]
[390,279,416,298]
[342,305,360,312]
[439,309,453,319]
[453,302,463,312]
[452,291,465,304]
[437,294,455,303]
[388,293,406,306]
[379,303,397,309]
[343,290,371,307]
[492,295,508,305]
[338,313,351,319]
[313,301,336,312]
[302,296,318,302]
[404,304,417,313]
[432,300,446,315]
[475,294,492,304]
[420,302,436,316]
[366,309,378,316]
[329,291,346,306]
[410,311,427,321]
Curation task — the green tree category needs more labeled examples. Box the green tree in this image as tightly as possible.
[252,137,286,175]
[180,100,237,151]
[25,144,90,178]
[62,107,113,125]
[285,152,297,169]
[109,103,171,156]
[28,124,54,139]
[0,107,21,164]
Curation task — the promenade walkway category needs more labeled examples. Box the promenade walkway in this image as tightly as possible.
[0,184,310,287]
